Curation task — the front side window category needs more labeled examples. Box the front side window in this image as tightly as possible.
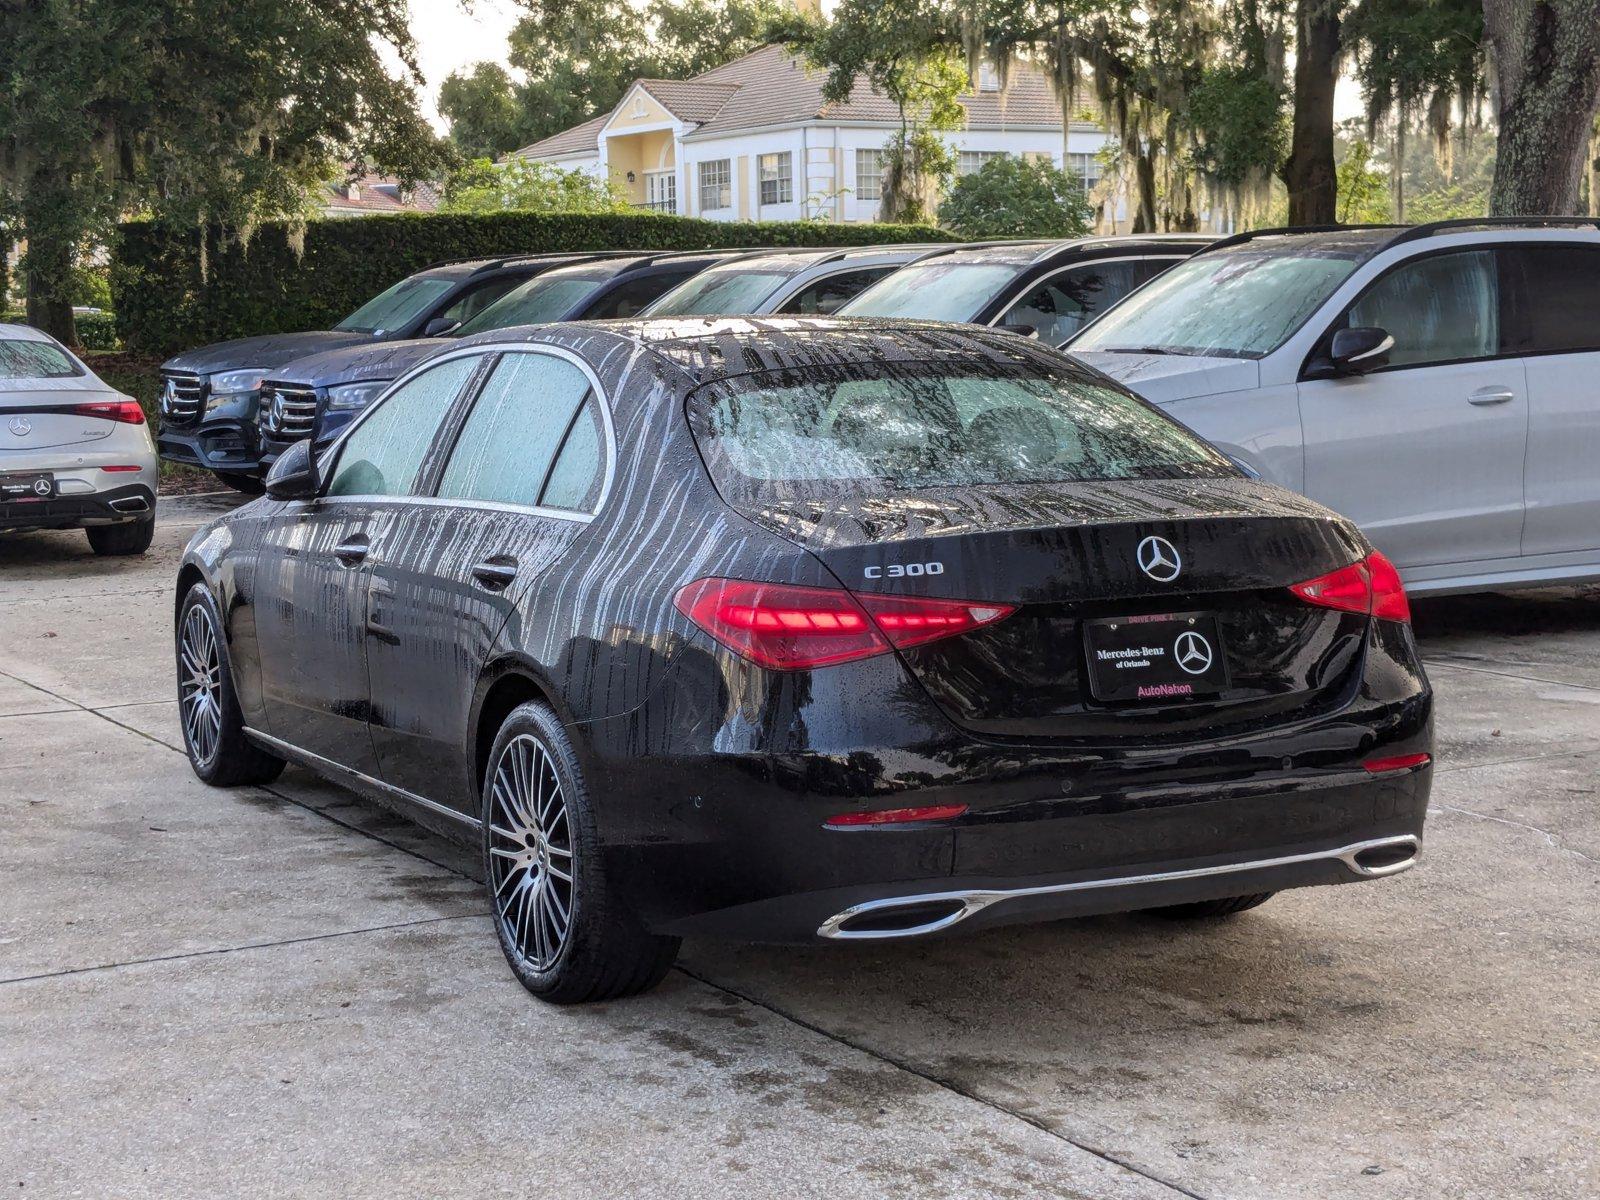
[325,356,479,497]
[854,149,884,201]
[434,276,522,328]
[779,268,894,316]
[1346,250,1499,368]
[1071,244,1366,359]
[689,361,1233,505]
[0,339,82,383]
[335,276,457,336]
[436,353,604,512]
[698,159,732,211]
[1002,262,1142,346]
[759,153,793,205]
[836,261,1023,323]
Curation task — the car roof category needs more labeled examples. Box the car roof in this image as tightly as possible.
[1195,217,1600,264]
[456,316,1053,388]
[0,322,57,344]
[906,235,1213,269]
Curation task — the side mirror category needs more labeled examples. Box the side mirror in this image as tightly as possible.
[264,439,321,500]
[422,317,459,337]
[1329,326,1394,375]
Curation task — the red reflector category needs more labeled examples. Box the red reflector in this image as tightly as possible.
[99,464,143,472]
[1363,752,1431,774]
[674,577,1014,670]
[72,400,146,425]
[825,804,968,828]
[1289,549,1411,623]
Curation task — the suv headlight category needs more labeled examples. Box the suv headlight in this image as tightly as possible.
[209,369,267,397]
[326,380,390,412]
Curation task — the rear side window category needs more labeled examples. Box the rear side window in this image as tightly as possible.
[325,357,479,497]
[1503,244,1600,354]
[436,352,604,512]
[1001,262,1142,346]
[688,361,1233,503]
[780,268,894,315]
[587,272,692,320]
[1346,250,1499,367]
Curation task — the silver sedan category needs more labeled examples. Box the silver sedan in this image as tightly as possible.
[0,323,158,555]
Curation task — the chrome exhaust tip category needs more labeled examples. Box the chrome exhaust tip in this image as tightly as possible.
[1338,834,1422,878]
[109,495,151,514]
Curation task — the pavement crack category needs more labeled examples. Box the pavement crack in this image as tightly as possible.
[1429,802,1600,866]
[0,912,487,988]
[674,963,1209,1200]
[1422,657,1600,693]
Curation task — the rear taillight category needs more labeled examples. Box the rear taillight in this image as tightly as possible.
[73,400,146,425]
[1289,550,1410,623]
[674,577,1014,670]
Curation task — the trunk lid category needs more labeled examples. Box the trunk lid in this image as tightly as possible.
[751,478,1371,744]
[0,389,120,450]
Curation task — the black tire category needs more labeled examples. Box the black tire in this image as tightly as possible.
[214,472,265,495]
[1145,892,1275,920]
[176,583,285,787]
[482,702,679,1005]
[86,516,154,556]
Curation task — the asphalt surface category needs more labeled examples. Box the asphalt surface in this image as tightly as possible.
[2,495,1596,1199]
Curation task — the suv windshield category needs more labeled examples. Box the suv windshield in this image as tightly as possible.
[456,268,612,336]
[336,276,456,335]
[689,361,1233,504]
[643,262,797,317]
[1071,245,1366,359]
[0,339,83,383]
[838,262,1023,323]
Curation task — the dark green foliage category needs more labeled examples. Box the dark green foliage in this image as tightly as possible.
[937,156,1093,239]
[111,211,949,353]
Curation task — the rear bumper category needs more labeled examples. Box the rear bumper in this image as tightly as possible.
[0,481,156,531]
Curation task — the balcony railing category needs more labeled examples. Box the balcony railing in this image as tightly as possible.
[637,200,677,214]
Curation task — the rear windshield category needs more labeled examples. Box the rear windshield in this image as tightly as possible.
[837,262,1023,323]
[642,265,795,317]
[689,361,1234,503]
[0,339,83,382]
[456,268,612,336]
[336,276,456,335]
[1071,246,1364,359]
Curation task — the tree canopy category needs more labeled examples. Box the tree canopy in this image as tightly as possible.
[0,0,449,343]
[440,158,635,215]
[938,155,1093,238]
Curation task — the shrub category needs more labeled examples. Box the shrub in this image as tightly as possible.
[3,308,120,351]
[112,210,950,354]
[938,156,1093,240]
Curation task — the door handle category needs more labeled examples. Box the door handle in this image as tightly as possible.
[471,556,519,590]
[333,534,370,565]
[1467,387,1516,406]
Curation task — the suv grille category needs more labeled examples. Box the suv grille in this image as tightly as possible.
[159,372,206,427]
[262,385,318,440]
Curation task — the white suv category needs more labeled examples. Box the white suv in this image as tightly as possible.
[1070,219,1600,595]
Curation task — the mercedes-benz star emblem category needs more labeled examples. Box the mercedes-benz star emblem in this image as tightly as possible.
[1136,535,1182,582]
[1174,630,1214,675]
[7,416,31,437]
[31,478,52,497]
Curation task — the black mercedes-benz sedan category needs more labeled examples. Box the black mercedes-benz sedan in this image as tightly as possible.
[174,317,1432,1005]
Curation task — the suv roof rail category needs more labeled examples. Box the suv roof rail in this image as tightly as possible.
[1201,223,1405,253]
[1382,215,1600,247]
[415,251,638,273]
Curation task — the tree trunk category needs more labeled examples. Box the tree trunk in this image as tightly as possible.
[1130,149,1157,232]
[21,231,78,348]
[1283,0,1341,225]
[1485,0,1600,215]
[1588,116,1600,216]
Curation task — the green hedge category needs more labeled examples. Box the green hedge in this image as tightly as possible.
[2,309,120,351]
[112,211,950,354]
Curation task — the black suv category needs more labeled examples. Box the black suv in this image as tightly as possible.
[254,251,737,464]
[156,255,584,489]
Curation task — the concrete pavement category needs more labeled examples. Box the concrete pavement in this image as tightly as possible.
[2,496,1596,1199]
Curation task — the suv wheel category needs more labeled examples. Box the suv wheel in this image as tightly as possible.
[87,516,154,556]
[483,703,679,1004]
[176,583,285,786]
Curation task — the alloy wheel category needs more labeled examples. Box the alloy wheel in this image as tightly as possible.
[488,733,575,971]
[179,605,223,767]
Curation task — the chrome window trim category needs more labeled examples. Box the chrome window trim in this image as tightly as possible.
[312,342,615,521]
